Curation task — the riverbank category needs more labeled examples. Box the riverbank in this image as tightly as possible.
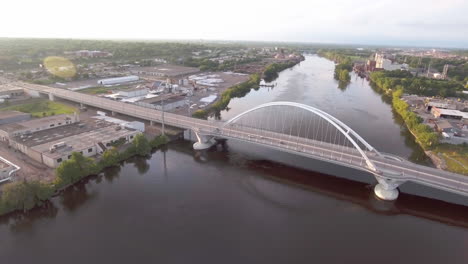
[368,74,468,175]
[193,58,304,119]
[0,134,170,216]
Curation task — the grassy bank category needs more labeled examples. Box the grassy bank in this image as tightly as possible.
[432,144,468,175]
[0,134,169,216]
[0,100,77,117]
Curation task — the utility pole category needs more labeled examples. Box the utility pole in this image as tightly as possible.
[161,94,165,136]
[187,99,192,140]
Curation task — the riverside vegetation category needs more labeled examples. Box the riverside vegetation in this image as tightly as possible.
[192,73,261,119]
[0,134,168,216]
[192,59,303,119]
[317,50,354,85]
[370,70,468,175]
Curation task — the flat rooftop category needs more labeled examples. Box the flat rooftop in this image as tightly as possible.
[436,108,468,118]
[140,94,187,105]
[33,125,138,159]
[0,114,75,134]
[0,110,30,119]
[131,65,200,77]
[0,84,24,92]
[12,118,112,147]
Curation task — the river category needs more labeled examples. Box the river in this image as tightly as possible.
[1,55,467,264]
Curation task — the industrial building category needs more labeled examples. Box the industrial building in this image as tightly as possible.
[0,87,24,98]
[118,87,149,98]
[0,111,31,125]
[130,65,199,78]
[97,76,140,86]
[0,113,79,141]
[5,118,140,168]
[136,94,187,111]
[30,125,140,168]
[434,120,453,133]
[93,114,145,132]
[375,53,408,71]
[431,107,468,120]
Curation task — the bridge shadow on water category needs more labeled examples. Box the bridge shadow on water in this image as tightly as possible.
[242,159,468,228]
[203,140,468,228]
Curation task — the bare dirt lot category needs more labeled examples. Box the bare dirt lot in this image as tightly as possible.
[0,143,55,184]
[171,72,249,116]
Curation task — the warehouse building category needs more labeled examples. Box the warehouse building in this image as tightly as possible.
[431,107,468,120]
[97,75,140,86]
[7,122,140,168]
[31,125,140,168]
[0,86,24,98]
[0,113,79,141]
[0,111,31,125]
[135,94,187,111]
[130,65,199,78]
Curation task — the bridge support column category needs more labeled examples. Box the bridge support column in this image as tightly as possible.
[48,93,55,101]
[150,120,154,126]
[111,111,116,116]
[193,131,214,150]
[374,177,404,201]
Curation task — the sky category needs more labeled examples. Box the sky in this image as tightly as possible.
[2,0,468,48]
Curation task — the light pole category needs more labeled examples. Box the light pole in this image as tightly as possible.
[187,99,193,140]
[161,95,165,136]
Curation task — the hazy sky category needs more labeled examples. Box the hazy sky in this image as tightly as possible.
[2,0,467,47]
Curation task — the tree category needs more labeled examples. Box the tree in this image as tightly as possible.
[55,152,96,188]
[99,147,121,168]
[0,180,53,213]
[131,134,151,156]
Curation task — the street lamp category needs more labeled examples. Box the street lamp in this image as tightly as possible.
[161,95,165,136]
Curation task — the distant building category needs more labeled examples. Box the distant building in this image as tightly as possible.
[366,60,376,72]
[66,50,112,58]
[97,76,140,86]
[375,53,408,71]
[130,65,200,78]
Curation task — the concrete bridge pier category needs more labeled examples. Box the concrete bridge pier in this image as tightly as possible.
[193,131,215,150]
[374,176,405,201]
[48,93,55,101]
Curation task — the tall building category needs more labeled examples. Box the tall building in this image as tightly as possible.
[442,64,449,79]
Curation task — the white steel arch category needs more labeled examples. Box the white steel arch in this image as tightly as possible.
[223,101,381,172]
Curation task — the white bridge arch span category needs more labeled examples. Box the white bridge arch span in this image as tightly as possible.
[222,101,382,173]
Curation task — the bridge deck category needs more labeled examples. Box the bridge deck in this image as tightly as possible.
[16,82,468,198]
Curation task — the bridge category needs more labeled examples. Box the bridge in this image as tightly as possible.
[11,82,468,201]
